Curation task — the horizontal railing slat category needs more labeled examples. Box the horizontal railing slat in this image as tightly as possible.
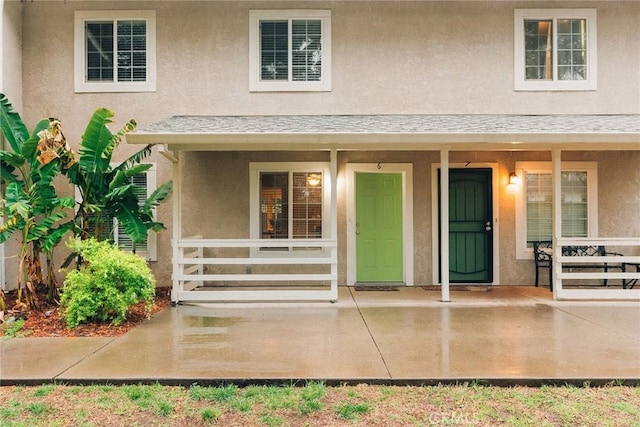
[178,257,336,265]
[179,239,337,248]
[178,273,335,282]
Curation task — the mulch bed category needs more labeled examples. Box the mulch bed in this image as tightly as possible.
[1,287,172,338]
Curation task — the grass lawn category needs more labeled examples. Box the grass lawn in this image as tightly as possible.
[0,382,638,426]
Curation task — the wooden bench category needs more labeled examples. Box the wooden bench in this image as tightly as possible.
[531,241,624,290]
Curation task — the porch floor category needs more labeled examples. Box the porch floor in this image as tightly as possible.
[2,286,639,385]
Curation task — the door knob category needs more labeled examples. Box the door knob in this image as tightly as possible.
[355,222,360,235]
[485,221,492,232]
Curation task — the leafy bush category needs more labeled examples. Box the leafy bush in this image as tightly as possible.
[60,238,155,328]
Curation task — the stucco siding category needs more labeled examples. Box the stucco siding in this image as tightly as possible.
[18,1,640,129]
[3,1,639,290]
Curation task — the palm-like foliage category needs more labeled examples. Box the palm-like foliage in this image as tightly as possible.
[0,94,76,308]
[65,108,172,249]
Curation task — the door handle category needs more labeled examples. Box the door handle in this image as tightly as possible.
[355,223,360,235]
[485,221,492,232]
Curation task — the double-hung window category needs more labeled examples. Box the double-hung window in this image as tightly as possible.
[74,10,156,93]
[515,162,598,259]
[250,162,330,255]
[514,9,597,91]
[249,10,331,92]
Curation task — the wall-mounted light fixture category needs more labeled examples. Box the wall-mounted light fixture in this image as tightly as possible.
[307,173,321,187]
[509,172,520,185]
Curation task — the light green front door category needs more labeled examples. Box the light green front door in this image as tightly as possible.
[355,172,403,283]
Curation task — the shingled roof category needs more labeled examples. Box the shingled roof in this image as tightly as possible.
[126,114,640,150]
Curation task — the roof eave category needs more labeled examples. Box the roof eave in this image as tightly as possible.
[126,131,640,151]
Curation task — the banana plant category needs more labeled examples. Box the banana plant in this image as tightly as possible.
[64,108,172,249]
[0,94,76,308]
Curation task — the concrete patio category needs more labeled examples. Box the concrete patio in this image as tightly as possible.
[1,286,639,386]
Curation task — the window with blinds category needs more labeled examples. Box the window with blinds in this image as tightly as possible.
[259,171,323,242]
[249,10,331,91]
[75,11,156,93]
[85,20,147,83]
[525,171,590,243]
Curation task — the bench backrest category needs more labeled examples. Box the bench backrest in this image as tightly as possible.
[561,245,605,257]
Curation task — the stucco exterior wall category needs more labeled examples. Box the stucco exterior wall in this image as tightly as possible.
[4,1,639,289]
[18,1,640,128]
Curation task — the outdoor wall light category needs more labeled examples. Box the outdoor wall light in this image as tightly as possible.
[509,172,520,185]
[307,174,322,187]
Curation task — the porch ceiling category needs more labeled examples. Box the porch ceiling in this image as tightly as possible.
[126,114,640,151]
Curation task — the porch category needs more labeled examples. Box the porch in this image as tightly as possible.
[126,114,640,303]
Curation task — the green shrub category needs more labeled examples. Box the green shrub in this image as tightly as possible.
[60,238,156,328]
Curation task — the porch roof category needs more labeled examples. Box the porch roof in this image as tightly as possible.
[126,114,640,151]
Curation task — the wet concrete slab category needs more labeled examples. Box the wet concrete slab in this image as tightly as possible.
[361,304,640,380]
[2,287,639,385]
[59,302,389,382]
[1,338,113,384]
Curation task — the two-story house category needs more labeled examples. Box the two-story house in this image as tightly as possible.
[2,1,639,302]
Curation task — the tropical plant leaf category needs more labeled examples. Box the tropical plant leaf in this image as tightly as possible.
[4,182,31,219]
[22,119,52,159]
[144,181,173,211]
[27,211,68,242]
[105,183,135,201]
[113,144,152,174]
[0,93,29,153]
[79,108,117,175]
[0,162,20,184]
[113,204,148,244]
[0,150,26,169]
[41,221,75,253]
[0,216,26,243]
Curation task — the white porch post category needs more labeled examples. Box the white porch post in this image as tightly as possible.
[330,148,338,300]
[171,151,182,303]
[552,149,561,300]
[440,149,450,302]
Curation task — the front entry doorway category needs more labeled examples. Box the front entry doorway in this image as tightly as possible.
[355,172,404,283]
[438,168,494,283]
[347,163,413,286]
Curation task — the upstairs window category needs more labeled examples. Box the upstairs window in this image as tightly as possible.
[249,10,331,92]
[514,9,597,91]
[74,11,156,92]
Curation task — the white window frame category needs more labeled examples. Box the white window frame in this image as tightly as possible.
[249,162,331,257]
[515,161,598,259]
[74,163,158,261]
[514,9,597,91]
[74,10,156,93]
[249,10,332,92]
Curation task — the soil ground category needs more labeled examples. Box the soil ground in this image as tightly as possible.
[0,287,172,338]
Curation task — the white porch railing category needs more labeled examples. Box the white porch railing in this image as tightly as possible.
[555,237,640,300]
[172,237,338,302]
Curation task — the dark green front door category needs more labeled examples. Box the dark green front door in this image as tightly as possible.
[355,172,403,283]
[439,169,493,283]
